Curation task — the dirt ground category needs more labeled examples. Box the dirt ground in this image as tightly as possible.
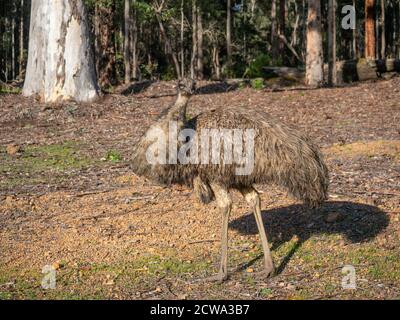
[0,78,399,300]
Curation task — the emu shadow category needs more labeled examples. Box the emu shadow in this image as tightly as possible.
[121,80,154,95]
[230,201,389,274]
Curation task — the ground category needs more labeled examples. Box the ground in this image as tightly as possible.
[0,78,399,300]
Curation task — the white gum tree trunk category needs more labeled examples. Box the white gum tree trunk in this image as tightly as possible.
[306,0,324,87]
[23,0,99,103]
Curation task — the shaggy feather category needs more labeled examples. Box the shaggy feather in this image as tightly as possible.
[132,90,329,208]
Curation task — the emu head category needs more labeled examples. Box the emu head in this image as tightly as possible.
[177,78,196,97]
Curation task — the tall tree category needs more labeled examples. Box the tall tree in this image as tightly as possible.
[365,0,376,60]
[328,0,337,86]
[305,0,323,86]
[124,0,131,84]
[381,0,386,59]
[279,0,286,56]
[95,0,117,88]
[197,4,204,79]
[271,0,278,60]
[153,0,182,79]
[23,0,99,102]
[19,0,24,79]
[226,0,232,66]
[353,0,357,59]
[11,2,16,80]
[180,0,184,78]
[191,0,198,78]
[130,0,138,80]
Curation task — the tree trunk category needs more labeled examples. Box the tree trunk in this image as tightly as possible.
[365,0,376,60]
[130,0,138,79]
[226,0,232,66]
[94,4,100,77]
[328,0,337,86]
[95,1,117,88]
[212,45,221,80]
[124,0,131,84]
[290,1,300,48]
[271,0,278,60]
[250,0,256,19]
[23,0,99,103]
[381,0,386,59]
[197,4,204,79]
[11,4,16,80]
[180,0,184,78]
[154,5,181,79]
[352,0,357,59]
[19,0,24,79]
[279,0,286,56]
[191,0,198,79]
[305,0,324,86]
[3,18,9,82]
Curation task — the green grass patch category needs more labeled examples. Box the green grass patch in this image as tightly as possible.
[104,150,122,163]
[0,86,22,94]
[0,253,212,300]
[0,141,96,189]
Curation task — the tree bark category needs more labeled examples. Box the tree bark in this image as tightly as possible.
[279,0,286,56]
[124,0,131,84]
[365,0,376,60]
[226,0,232,66]
[154,4,181,79]
[95,1,117,88]
[11,3,16,80]
[271,0,278,60]
[130,0,138,79]
[23,0,99,102]
[191,0,198,79]
[381,0,386,59]
[352,0,357,59]
[305,0,324,87]
[212,45,221,80]
[328,0,337,86]
[180,0,184,78]
[19,0,24,79]
[290,0,300,48]
[250,0,256,19]
[196,4,204,79]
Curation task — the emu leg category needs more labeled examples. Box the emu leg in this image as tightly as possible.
[241,187,275,278]
[204,183,232,283]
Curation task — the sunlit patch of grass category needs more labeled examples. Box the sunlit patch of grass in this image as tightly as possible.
[0,253,212,299]
[104,150,122,163]
[0,141,96,189]
[0,86,21,94]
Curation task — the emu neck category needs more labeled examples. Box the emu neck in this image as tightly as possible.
[165,92,190,122]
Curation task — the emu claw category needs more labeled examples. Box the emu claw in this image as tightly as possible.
[253,267,275,280]
[201,273,228,284]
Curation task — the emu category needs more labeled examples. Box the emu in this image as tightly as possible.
[132,79,329,282]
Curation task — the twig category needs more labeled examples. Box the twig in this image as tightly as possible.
[278,33,304,64]
[188,239,218,245]
[125,195,156,202]
[68,189,115,198]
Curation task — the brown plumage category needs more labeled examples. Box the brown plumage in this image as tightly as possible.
[132,80,329,282]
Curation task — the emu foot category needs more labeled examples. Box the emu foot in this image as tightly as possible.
[253,265,275,280]
[201,272,229,284]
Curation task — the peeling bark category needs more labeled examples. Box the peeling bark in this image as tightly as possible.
[365,0,376,60]
[23,0,99,103]
[305,0,324,87]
